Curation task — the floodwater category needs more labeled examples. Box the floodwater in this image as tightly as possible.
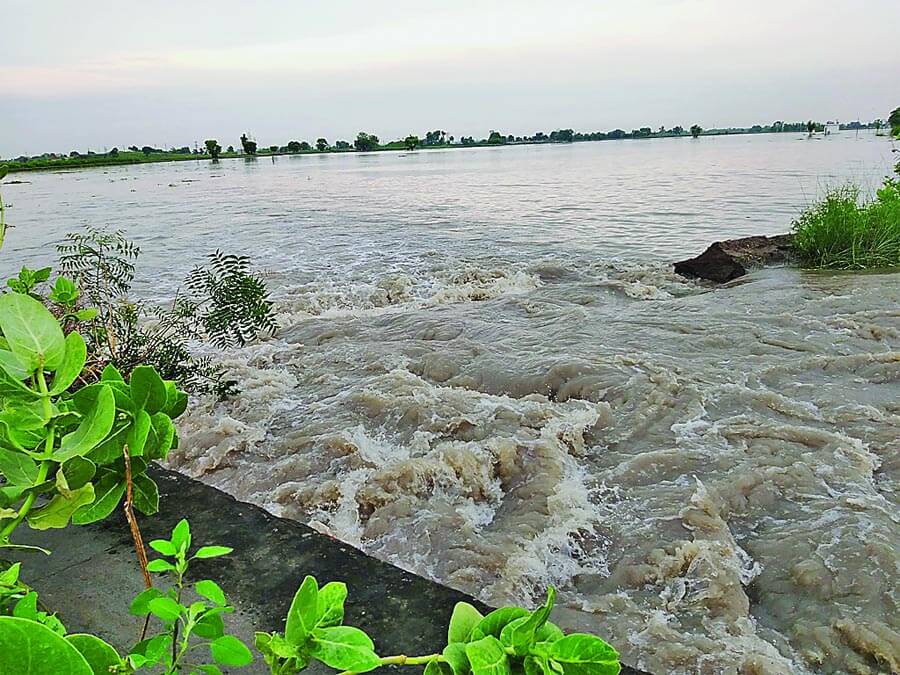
[4,132,899,674]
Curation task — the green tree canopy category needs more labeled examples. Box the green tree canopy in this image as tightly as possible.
[404,135,419,151]
[889,106,900,137]
[354,133,379,151]
[204,139,221,159]
[316,138,328,151]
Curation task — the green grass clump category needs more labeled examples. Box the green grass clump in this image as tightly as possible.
[792,171,900,270]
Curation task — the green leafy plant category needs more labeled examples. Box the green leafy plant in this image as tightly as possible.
[128,519,253,673]
[0,290,186,550]
[57,228,276,397]
[257,580,621,675]
[792,161,900,270]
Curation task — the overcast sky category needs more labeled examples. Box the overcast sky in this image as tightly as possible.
[3,0,898,157]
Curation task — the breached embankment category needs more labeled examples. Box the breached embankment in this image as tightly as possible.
[157,256,899,674]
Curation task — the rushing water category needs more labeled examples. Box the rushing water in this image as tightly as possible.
[5,133,899,674]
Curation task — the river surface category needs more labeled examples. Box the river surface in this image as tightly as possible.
[4,133,899,674]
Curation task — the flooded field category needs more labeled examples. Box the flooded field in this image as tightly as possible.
[5,132,898,673]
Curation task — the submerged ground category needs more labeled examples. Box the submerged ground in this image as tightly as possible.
[5,132,898,673]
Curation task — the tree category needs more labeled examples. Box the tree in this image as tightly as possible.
[690,125,703,139]
[287,140,301,153]
[889,107,900,137]
[316,138,328,151]
[404,135,420,151]
[354,132,379,151]
[204,139,221,159]
[335,140,351,150]
[142,146,153,156]
[487,130,504,144]
[806,120,816,136]
[268,145,279,153]
[227,145,234,153]
[108,147,119,157]
[240,133,257,155]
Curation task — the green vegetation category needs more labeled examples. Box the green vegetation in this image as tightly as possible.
[4,115,890,174]
[57,227,276,397]
[204,139,221,160]
[890,106,900,138]
[257,579,619,674]
[792,161,900,270]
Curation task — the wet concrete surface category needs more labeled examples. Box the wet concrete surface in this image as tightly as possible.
[14,466,648,674]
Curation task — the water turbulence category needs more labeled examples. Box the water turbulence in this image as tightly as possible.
[168,256,900,675]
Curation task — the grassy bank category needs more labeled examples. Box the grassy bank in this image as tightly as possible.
[792,162,900,270]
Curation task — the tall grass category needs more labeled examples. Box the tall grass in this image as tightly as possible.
[792,170,900,270]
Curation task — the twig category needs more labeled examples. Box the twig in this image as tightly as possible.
[123,444,153,639]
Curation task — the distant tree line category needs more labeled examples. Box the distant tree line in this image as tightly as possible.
[4,114,894,169]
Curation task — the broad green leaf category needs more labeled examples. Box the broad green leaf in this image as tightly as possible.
[74,308,98,322]
[66,633,122,675]
[147,559,175,573]
[129,588,164,616]
[85,424,127,465]
[100,363,124,382]
[149,539,177,556]
[449,601,485,643]
[60,457,96,491]
[126,409,151,457]
[195,579,227,607]
[128,633,172,667]
[194,612,225,640]
[55,385,115,461]
[256,631,305,662]
[465,635,511,675]
[149,412,175,460]
[27,483,95,530]
[536,621,565,643]
[210,635,253,667]
[71,473,124,524]
[503,587,556,655]
[0,293,66,371]
[443,643,470,675]
[310,626,381,672]
[548,634,620,675]
[0,562,21,585]
[48,332,86,395]
[130,366,167,414]
[426,661,455,675]
[286,575,319,644]
[132,474,158,515]
[165,389,188,419]
[193,545,233,559]
[171,518,191,553]
[0,447,38,485]
[316,581,348,628]
[0,363,38,399]
[147,596,182,623]
[0,349,33,380]
[0,616,92,674]
[471,607,529,640]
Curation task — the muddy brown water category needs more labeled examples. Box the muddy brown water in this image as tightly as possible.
[5,132,898,673]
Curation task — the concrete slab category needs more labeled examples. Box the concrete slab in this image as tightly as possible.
[13,466,648,674]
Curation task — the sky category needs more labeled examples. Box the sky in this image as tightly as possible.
[3,0,898,157]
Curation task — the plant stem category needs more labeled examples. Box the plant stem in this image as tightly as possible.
[336,654,443,675]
